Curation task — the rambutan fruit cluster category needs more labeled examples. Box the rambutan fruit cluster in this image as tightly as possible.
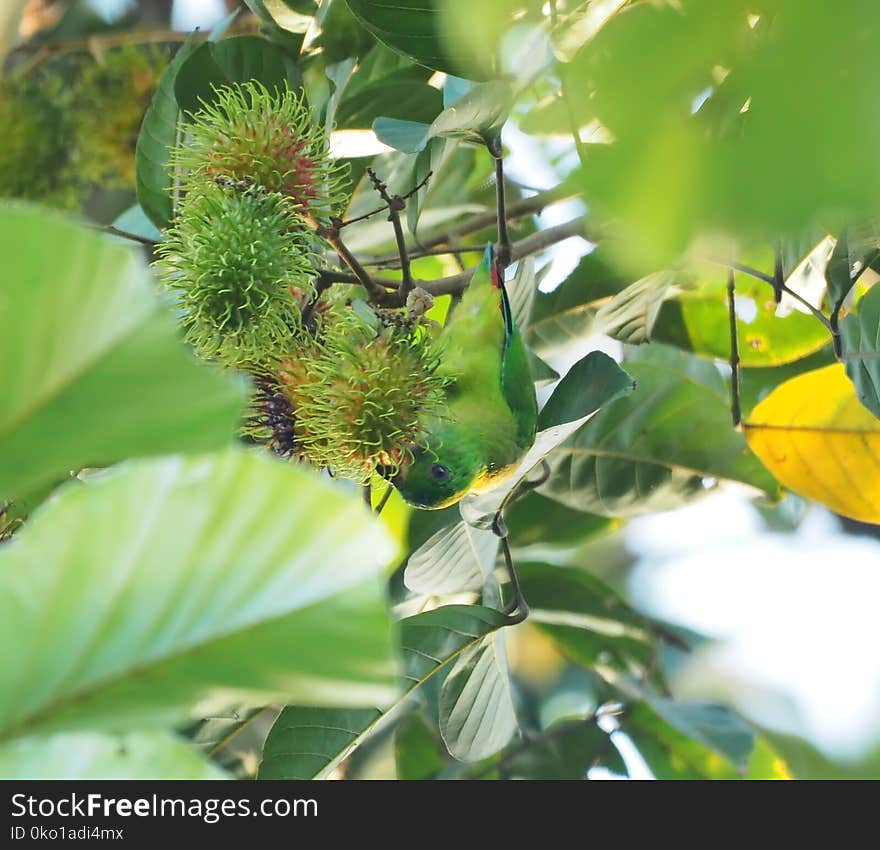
[156,79,446,483]
[173,82,349,220]
[273,294,447,481]
[156,181,317,366]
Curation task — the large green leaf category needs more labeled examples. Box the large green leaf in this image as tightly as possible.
[428,80,513,144]
[0,732,226,779]
[404,520,498,595]
[0,206,245,502]
[258,604,508,778]
[570,1,880,265]
[542,347,779,516]
[518,563,655,678]
[0,449,398,740]
[136,36,200,230]
[653,257,829,367]
[539,350,636,430]
[345,0,480,78]
[395,711,446,779]
[841,284,880,418]
[622,702,749,780]
[337,68,443,128]
[173,36,300,116]
[499,718,627,780]
[439,631,517,762]
[507,494,613,549]
[645,697,754,769]
[258,706,381,779]
[593,271,675,345]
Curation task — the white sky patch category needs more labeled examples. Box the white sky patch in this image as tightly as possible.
[172,0,226,32]
[328,130,394,159]
[628,492,880,759]
[86,0,136,21]
[734,293,758,323]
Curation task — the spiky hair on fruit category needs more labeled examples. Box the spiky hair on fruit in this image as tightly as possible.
[174,81,348,220]
[265,295,448,482]
[155,181,316,368]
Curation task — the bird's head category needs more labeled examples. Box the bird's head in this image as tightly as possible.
[388,440,480,510]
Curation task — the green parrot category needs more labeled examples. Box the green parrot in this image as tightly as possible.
[392,244,538,509]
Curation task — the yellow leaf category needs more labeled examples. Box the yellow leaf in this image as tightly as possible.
[744,364,880,522]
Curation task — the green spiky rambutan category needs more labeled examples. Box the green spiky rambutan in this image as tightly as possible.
[0,73,76,208]
[175,82,348,220]
[273,296,448,482]
[156,181,316,367]
[70,45,168,189]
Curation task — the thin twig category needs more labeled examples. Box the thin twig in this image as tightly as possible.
[368,185,574,266]
[362,483,372,509]
[773,241,784,304]
[561,66,589,168]
[374,484,394,516]
[93,224,157,247]
[367,167,414,300]
[489,137,512,271]
[322,219,586,297]
[706,256,835,332]
[727,268,742,428]
[10,27,199,75]
[338,173,432,229]
[308,213,391,304]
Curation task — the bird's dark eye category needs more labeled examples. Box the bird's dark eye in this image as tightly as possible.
[429,463,451,483]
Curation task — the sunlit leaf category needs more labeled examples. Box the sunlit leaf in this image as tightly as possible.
[622,702,744,780]
[0,205,245,503]
[258,605,508,779]
[543,347,778,516]
[744,363,880,522]
[0,732,226,780]
[173,36,299,115]
[405,521,498,595]
[0,449,398,739]
[439,631,517,762]
[645,697,754,769]
[654,257,830,367]
[518,563,655,678]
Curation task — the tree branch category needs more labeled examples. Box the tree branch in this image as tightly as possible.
[93,224,157,247]
[320,218,586,299]
[367,185,574,267]
[367,167,414,301]
[307,212,393,305]
[489,137,512,271]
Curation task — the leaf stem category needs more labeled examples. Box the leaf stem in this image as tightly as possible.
[727,268,742,428]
